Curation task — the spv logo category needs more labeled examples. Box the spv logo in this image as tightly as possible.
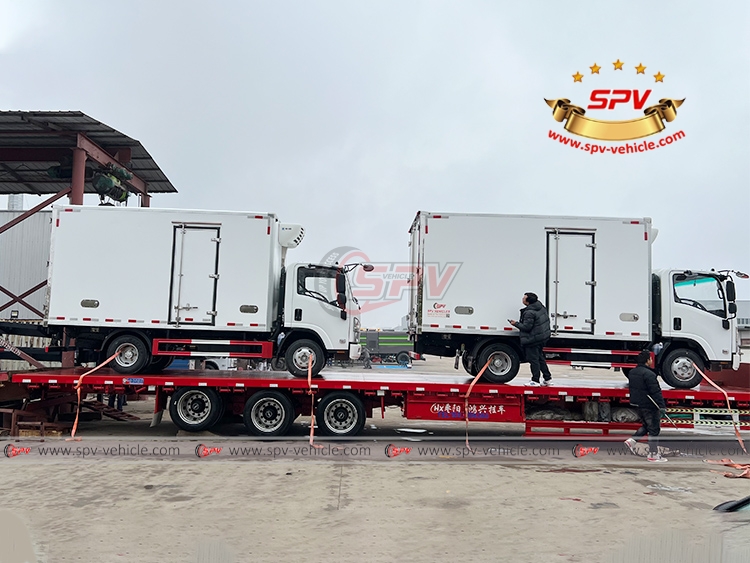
[317,246,461,317]
[546,58,685,154]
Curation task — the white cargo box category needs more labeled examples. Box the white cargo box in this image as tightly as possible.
[47,206,282,332]
[409,212,653,341]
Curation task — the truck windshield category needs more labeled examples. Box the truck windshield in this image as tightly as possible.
[297,266,338,305]
[673,273,726,318]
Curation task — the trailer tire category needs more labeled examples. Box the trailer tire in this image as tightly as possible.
[285,339,325,377]
[478,343,520,383]
[106,334,151,374]
[660,348,704,389]
[316,392,366,437]
[169,387,224,432]
[243,391,294,437]
[396,352,411,365]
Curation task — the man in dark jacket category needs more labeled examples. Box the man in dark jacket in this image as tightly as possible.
[510,292,552,386]
[624,350,667,462]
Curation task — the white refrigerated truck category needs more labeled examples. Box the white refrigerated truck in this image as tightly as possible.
[44,205,362,376]
[407,211,744,389]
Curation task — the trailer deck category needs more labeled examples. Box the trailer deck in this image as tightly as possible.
[4,366,750,438]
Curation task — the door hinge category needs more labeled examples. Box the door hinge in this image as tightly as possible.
[211,237,222,243]
[586,243,597,248]
[585,318,596,324]
[207,311,217,316]
[209,274,220,279]
[585,280,597,286]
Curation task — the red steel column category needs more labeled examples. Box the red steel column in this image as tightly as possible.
[70,148,86,205]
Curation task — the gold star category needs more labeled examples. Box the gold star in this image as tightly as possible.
[590,63,601,74]
[635,63,646,74]
[654,71,665,82]
[613,59,624,70]
[572,71,583,82]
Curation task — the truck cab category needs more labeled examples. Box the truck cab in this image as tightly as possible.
[655,268,743,387]
[280,262,361,376]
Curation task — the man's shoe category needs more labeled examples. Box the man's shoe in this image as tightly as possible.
[541,379,552,387]
[624,438,637,454]
[647,454,668,463]
[527,380,540,387]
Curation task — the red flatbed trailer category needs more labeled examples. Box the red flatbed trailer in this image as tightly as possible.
[4,368,750,438]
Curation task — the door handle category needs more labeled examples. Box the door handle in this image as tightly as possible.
[673,317,681,331]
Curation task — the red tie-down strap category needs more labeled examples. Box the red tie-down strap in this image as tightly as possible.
[66,351,121,441]
[463,359,492,450]
[693,362,747,454]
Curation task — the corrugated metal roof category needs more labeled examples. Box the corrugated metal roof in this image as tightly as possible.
[0,111,177,195]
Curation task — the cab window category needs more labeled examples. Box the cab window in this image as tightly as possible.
[673,274,725,318]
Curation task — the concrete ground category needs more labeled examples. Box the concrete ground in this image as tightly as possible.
[3,358,750,562]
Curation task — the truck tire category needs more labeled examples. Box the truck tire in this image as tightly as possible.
[243,391,294,437]
[396,352,411,365]
[270,357,287,371]
[204,361,219,370]
[169,387,224,432]
[316,392,366,437]
[106,334,151,374]
[462,353,478,376]
[660,348,704,389]
[149,355,174,372]
[478,343,520,384]
[285,339,325,378]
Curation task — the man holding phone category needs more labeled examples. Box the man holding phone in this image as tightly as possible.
[509,292,552,386]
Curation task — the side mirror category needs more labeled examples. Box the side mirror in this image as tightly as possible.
[340,310,347,320]
[726,280,736,302]
[336,273,346,294]
[728,302,737,314]
[337,293,347,307]
[362,264,374,272]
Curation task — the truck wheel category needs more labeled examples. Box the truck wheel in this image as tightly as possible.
[462,353,478,376]
[150,355,174,372]
[285,339,325,377]
[316,392,365,437]
[169,387,223,432]
[243,391,294,437]
[396,352,411,365]
[270,357,287,371]
[204,361,219,370]
[106,334,150,374]
[660,348,704,389]
[478,343,520,383]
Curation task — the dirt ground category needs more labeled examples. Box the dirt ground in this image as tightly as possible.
[2,358,750,562]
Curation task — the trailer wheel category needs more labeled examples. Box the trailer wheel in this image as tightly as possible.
[285,339,325,377]
[106,334,151,374]
[396,352,411,365]
[478,343,520,383]
[316,392,365,437]
[169,387,224,432]
[243,391,294,437]
[660,348,704,389]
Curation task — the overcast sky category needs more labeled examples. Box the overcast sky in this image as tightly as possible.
[1,0,748,327]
